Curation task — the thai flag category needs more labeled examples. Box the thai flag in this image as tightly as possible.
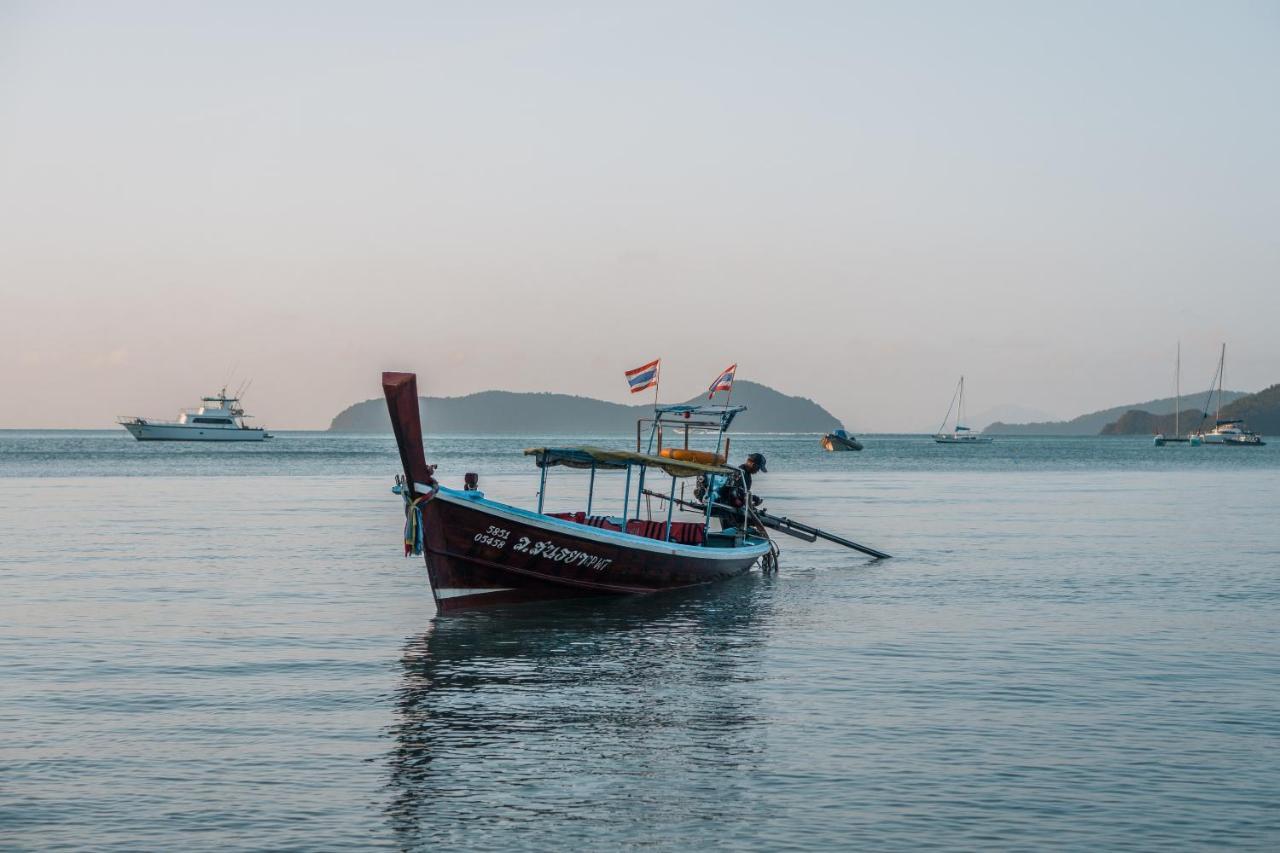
[707,363,736,399]
[625,358,660,394]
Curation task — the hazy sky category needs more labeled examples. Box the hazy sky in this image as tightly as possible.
[2,1,1277,430]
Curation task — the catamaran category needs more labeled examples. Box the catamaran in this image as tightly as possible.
[383,371,887,612]
[1190,344,1264,446]
[118,387,270,442]
[934,376,993,444]
[1153,342,1190,446]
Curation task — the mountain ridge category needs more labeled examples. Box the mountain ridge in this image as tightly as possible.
[984,390,1249,435]
[1100,384,1280,435]
[329,380,843,434]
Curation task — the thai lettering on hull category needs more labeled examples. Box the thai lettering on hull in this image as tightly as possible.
[513,536,614,571]
[470,524,615,572]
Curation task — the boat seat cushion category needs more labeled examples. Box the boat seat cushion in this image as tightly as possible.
[548,512,704,545]
[626,518,706,546]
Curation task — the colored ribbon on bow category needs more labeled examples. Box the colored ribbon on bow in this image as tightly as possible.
[403,492,433,557]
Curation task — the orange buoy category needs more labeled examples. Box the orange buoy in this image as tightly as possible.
[658,447,726,465]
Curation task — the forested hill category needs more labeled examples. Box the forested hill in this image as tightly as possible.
[1099,409,1202,436]
[984,390,1248,435]
[329,380,841,434]
[1218,384,1280,433]
[1100,384,1280,435]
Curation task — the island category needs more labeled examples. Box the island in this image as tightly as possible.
[984,390,1248,436]
[1099,384,1280,435]
[329,380,842,434]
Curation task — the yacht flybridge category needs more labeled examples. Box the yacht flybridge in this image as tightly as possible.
[119,387,270,442]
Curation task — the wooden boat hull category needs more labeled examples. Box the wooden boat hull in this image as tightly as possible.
[417,488,769,612]
[381,370,770,613]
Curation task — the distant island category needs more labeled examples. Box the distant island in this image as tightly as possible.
[1099,409,1204,436]
[1100,384,1280,435]
[329,380,842,434]
[983,389,1248,436]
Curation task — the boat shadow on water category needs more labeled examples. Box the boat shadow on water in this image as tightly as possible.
[382,575,778,845]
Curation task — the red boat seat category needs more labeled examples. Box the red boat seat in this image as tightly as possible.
[548,511,587,523]
[626,518,706,546]
[549,512,622,532]
[548,511,704,545]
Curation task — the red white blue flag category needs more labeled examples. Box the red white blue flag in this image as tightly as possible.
[625,358,660,394]
[707,363,736,399]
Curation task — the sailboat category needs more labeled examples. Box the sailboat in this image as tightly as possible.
[1191,344,1265,446]
[1153,342,1190,446]
[934,376,994,444]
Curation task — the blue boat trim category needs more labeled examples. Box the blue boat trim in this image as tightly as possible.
[422,484,771,560]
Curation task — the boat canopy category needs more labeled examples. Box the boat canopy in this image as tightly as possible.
[654,403,746,417]
[524,446,737,478]
[651,403,746,431]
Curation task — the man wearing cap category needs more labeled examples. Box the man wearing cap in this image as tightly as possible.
[714,452,768,530]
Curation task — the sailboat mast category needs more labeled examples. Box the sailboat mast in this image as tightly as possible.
[958,376,964,431]
[1175,341,1180,437]
[1217,343,1225,424]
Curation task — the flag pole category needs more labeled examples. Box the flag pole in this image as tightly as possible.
[653,359,661,411]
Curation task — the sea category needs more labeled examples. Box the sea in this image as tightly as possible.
[2,431,1278,850]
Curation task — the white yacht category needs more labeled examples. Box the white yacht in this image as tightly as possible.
[119,388,270,442]
[1194,420,1265,446]
[1190,345,1265,446]
[934,376,994,444]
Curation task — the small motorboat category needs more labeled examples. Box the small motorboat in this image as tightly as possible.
[118,387,270,442]
[821,429,862,451]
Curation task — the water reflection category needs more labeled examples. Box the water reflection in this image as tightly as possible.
[384,576,777,849]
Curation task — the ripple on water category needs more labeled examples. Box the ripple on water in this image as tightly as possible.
[2,463,1279,850]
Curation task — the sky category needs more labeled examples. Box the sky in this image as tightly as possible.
[2,1,1277,431]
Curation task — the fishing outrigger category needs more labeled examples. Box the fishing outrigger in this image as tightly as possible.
[384,371,889,613]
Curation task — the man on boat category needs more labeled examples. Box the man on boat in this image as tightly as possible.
[715,452,767,530]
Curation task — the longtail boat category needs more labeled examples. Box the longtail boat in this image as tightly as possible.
[383,372,775,612]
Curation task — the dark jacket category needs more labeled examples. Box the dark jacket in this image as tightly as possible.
[716,464,754,509]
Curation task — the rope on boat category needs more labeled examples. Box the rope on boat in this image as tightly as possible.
[401,485,437,557]
[759,538,781,574]
[750,508,781,574]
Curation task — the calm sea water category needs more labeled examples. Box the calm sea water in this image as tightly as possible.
[3,431,1278,850]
